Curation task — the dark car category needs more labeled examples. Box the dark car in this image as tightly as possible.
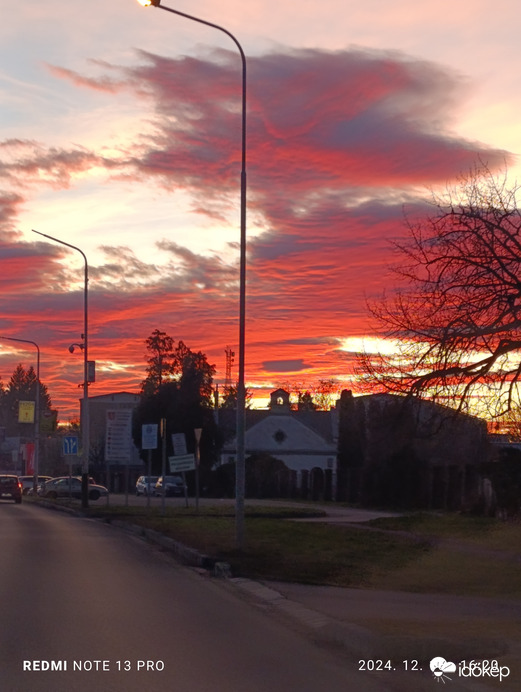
[18,475,52,495]
[155,475,186,497]
[0,475,22,504]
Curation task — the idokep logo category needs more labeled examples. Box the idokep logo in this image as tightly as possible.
[429,657,456,683]
[430,657,511,683]
[458,660,510,682]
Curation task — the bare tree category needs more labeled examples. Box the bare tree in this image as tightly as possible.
[357,166,521,416]
[311,378,341,411]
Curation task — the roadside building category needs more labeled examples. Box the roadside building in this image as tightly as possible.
[81,392,142,491]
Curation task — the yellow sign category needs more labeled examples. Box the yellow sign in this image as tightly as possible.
[40,410,58,433]
[18,401,35,424]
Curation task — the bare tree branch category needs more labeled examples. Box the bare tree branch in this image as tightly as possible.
[357,165,521,416]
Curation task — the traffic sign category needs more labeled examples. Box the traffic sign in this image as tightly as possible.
[171,433,187,456]
[168,454,195,473]
[18,401,35,424]
[63,436,78,456]
[105,409,132,461]
[142,424,158,450]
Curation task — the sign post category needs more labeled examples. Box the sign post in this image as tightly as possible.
[171,433,189,507]
[168,454,196,473]
[18,401,35,424]
[106,410,133,505]
[63,435,78,482]
[194,428,202,512]
[141,424,158,509]
[160,418,167,516]
[168,454,194,509]
[171,433,187,456]
[63,435,79,456]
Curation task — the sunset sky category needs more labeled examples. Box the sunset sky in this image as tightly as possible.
[1,0,519,421]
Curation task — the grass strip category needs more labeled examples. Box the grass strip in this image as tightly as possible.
[32,498,521,597]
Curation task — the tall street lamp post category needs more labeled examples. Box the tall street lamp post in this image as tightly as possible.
[0,336,40,492]
[136,0,247,548]
[32,229,90,509]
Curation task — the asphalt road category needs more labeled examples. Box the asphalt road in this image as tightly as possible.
[0,500,394,692]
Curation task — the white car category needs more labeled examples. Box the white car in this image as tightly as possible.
[39,476,108,501]
[135,475,159,496]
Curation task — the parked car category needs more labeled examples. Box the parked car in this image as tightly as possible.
[39,476,109,501]
[154,475,186,497]
[0,475,22,504]
[135,475,159,496]
[18,475,52,495]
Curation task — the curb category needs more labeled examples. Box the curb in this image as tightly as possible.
[111,520,219,571]
[227,577,508,665]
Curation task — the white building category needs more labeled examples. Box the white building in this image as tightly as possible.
[221,389,338,499]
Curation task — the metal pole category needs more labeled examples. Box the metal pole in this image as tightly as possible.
[160,417,166,516]
[194,427,202,513]
[32,229,90,509]
[0,336,40,492]
[146,449,152,510]
[139,0,247,549]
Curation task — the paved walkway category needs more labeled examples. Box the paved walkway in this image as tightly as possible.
[228,576,521,691]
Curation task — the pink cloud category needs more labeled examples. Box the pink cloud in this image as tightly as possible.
[0,139,101,189]
[45,62,126,94]
[110,47,510,196]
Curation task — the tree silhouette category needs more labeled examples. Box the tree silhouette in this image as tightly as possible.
[358,166,521,416]
[133,331,219,486]
[0,363,53,436]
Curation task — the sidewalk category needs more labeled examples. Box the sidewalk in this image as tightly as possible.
[225,501,521,691]
[230,577,520,691]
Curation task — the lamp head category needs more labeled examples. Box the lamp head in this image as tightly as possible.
[137,0,161,6]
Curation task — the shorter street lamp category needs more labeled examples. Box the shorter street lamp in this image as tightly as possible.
[32,229,90,509]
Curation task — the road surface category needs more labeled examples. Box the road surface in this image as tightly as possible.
[0,500,392,692]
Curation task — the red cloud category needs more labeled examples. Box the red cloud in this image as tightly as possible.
[0,46,515,418]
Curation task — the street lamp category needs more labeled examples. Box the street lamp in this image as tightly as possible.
[32,229,90,509]
[0,336,40,492]
[136,0,247,548]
